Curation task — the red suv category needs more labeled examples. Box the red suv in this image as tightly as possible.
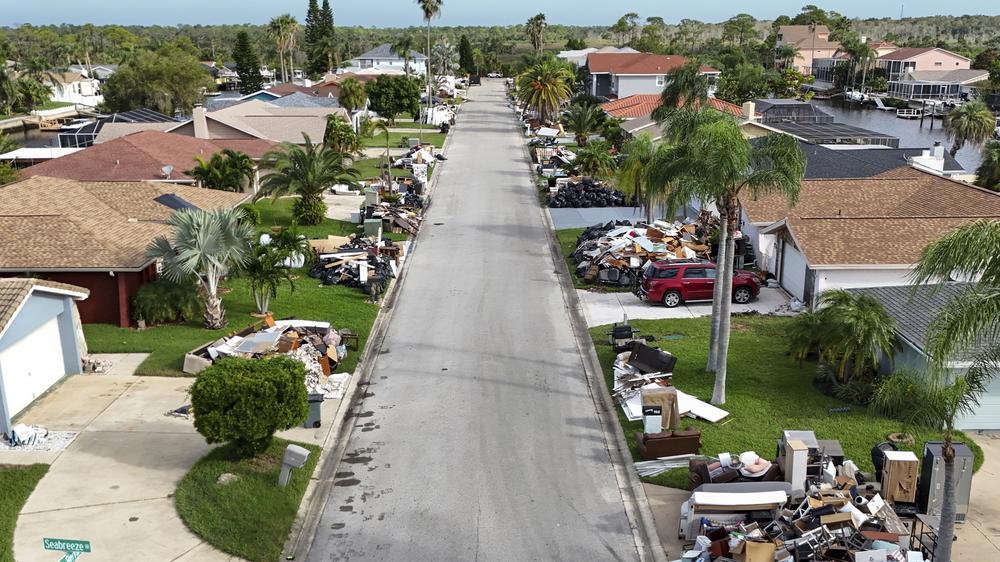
[639,259,761,308]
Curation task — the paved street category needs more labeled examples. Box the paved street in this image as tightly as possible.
[306,80,639,561]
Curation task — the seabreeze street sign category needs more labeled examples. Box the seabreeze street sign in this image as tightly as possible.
[42,538,91,553]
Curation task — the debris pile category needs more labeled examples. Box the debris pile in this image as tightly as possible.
[308,234,404,299]
[549,179,630,208]
[82,355,114,373]
[570,218,714,286]
[0,424,77,452]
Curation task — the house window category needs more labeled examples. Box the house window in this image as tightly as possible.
[656,75,665,87]
[934,62,943,66]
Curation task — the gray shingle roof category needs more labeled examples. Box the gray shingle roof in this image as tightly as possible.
[846,284,981,358]
[268,92,341,108]
[355,43,426,61]
[799,141,964,179]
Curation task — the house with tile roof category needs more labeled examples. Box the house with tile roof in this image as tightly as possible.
[585,52,719,99]
[0,278,89,436]
[739,167,1000,308]
[22,130,274,188]
[602,94,757,142]
[775,25,842,75]
[0,176,249,326]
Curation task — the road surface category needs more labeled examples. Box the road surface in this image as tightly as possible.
[306,80,639,561]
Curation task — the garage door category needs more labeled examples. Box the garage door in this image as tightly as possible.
[0,317,66,417]
[780,242,808,301]
[956,376,1000,430]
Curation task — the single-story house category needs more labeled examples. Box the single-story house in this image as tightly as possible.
[346,43,427,76]
[876,47,971,82]
[0,278,89,437]
[24,130,273,187]
[603,95,761,144]
[741,167,1000,307]
[168,101,348,145]
[42,71,103,107]
[887,69,990,101]
[0,176,250,326]
[848,284,999,430]
[57,108,179,148]
[586,52,719,99]
[205,89,282,111]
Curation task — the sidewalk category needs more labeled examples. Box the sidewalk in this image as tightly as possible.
[10,370,342,561]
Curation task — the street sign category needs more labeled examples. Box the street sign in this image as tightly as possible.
[43,538,90,561]
[42,538,90,553]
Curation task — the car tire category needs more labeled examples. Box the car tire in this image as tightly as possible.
[662,291,682,308]
[733,287,752,304]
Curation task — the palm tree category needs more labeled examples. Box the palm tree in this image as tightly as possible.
[516,58,573,125]
[391,36,418,78]
[525,13,547,55]
[313,33,339,74]
[561,103,602,147]
[815,290,899,382]
[242,243,296,315]
[874,219,1000,562]
[268,14,299,83]
[323,116,362,156]
[146,208,254,329]
[652,59,710,122]
[431,41,459,76]
[416,0,444,140]
[15,77,51,113]
[775,44,800,69]
[257,134,360,225]
[654,109,806,403]
[975,140,1000,191]
[573,141,616,179]
[0,68,21,115]
[189,149,256,192]
[337,77,367,113]
[616,133,657,221]
[373,120,392,182]
[944,100,995,157]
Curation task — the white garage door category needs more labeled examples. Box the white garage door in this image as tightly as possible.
[781,242,808,301]
[956,377,1000,430]
[0,317,66,418]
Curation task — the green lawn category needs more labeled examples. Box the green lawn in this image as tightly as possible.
[387,122,441,130]
[556,227,632,293]
[174,439,319,562]
[362,131,446,148]
[36,101,74,111]
[0,464,48,562]
[591,316,984,490]
[84,198,406,376]
[352,157,416,181]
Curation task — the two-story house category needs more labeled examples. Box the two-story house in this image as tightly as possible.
[42,72,103,107]
[345,44,427,77]
[876,47,983,100]
[585,52,719,99]
[775,25,841,75]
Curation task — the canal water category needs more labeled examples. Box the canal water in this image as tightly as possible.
[815,99,984,172]
[13,126,60,148]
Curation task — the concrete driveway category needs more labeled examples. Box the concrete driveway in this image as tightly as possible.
[954,431,1000,560]
[578,286,794,327]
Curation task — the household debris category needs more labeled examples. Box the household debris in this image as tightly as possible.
[81,355,114,373]
[183,316,353,399]
[548,178,631,208]
[307,234,405,300]
[570,216,716,287]
[1,424,77,452]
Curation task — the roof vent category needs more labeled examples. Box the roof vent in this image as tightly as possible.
[161,165,173,179]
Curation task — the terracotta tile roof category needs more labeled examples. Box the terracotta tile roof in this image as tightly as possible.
[0,176,249,271]
[22,131,275,182]
[601,95,747,119]
[0,278,89,336]
[745,169,1000,266]
[588,53,694,75]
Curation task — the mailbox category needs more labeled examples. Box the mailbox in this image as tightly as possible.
[278,444,312,487]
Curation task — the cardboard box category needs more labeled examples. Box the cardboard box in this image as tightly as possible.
[820,512,855,530]
[882,451,919,503]
[732,540,777,562]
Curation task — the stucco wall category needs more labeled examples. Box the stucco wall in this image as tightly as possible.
[813,268,914,298]
[912,50,971,71]
[616,75,663,98]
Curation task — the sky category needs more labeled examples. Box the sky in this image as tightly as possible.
[3,0,999,27]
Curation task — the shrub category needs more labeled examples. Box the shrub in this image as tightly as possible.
[238,203,261,226]
[132,277,201,325]
[292,196,327,225]
[191,356,309,457]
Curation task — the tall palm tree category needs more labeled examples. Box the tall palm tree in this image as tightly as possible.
[516,58,573,125]
[654,109,806,403]
[876,219,1000,562]
[975,140,1000,191]
[337,76,367,113]
[573,141,616,179]
[416,0,444,141]
[391,36,418,78]
[146,208,254,329]
[525,13,547,55]
[561,103,602,147]
[616,133,657,221]
[257,134,360,225]
[652,59,709,122]
[944,100,995,157]
[268,14,299,83]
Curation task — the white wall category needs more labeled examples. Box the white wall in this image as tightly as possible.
[49,80,103,106]
[813,267,914,297]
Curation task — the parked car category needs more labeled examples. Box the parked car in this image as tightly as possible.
[638,259,761,307]
[487,72,502,78]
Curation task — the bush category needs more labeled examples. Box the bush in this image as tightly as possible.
[238,203,261,226]
[292,196,327,225]
[190,356,309,457]
[132,277,201,325]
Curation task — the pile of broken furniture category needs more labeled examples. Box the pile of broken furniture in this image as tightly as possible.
[572,218,714,287]
[183,314,354,401]
[308,233,406,299]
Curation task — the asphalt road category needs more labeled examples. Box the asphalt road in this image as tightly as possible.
[306,80,639,562]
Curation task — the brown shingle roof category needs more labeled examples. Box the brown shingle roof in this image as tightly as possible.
[0,176,248,271]
[0,278,88,336]
[745,169,1000,266]
[877,47,969,62]
[21,131,274,182]
[777,25,841,50]
[588,53,694,75]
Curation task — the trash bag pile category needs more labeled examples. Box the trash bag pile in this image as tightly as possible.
[308,236,398,297]
[549,178,632,208]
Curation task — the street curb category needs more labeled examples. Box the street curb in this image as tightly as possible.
[519,128,668,559]
[283,107,457,561]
